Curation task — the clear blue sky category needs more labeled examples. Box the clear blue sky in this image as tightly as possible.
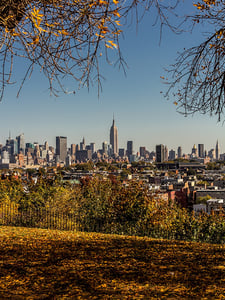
[0,1,224,154]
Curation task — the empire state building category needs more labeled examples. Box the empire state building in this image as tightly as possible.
[110,118,118,155]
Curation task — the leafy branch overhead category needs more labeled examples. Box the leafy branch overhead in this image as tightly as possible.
[0,0,183,100]
[0,0,125,99]
[1,0,225,122]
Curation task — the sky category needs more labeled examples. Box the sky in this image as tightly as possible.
[0,1,224,155]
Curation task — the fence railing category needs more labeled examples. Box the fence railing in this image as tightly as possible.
[1,203,225,244]
[0,203,80,231]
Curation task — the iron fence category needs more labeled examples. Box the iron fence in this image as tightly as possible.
[0,203,80,231]
[1,203,225,244]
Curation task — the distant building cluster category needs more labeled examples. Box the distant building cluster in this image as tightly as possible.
[0,119,223,169]
[155,140,221,164]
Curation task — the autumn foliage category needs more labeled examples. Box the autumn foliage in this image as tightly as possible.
[1,173,225,298]
[0,0,186,100]
[1,174,225,243]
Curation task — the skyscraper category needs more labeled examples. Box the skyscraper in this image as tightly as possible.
[156,144,165,163]
[216,140,220,160]
[119,148,125,157]
[70,144,76,156]
[90,143,95,154]
[80,137,85,150]
[177,146,182,158]
[110,117,118,156]
[6,138,18,156]
[16,133,25,154]
[191,144,197,157]
[140,147,146,157]
[127,141,133,157]
[44,141,49,151]
[198,144,204,158]
[169,149,176,160]
[102,141,108,155]
[56,136,67,162]
[164,145,168,161]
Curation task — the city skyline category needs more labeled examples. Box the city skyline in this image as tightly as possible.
[0,2,225,153]
[0,126,224,157]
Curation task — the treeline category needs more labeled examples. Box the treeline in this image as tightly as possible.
[0,174,225,243]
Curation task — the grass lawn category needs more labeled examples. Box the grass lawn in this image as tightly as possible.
[0,226,225,299]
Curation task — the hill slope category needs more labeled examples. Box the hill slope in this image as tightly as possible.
[0,226,225,299]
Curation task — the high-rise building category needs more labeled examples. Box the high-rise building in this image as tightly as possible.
[90,143,95,154]
[70,144,76,156]
[16,133,25,154]
[208,148,216,160]
[127,141,133,157]
[156,144,165,163]
[6,139,18,156]
[140,147,146,157]
[216,140,220,160]
[198,144,204,158]
[164,145,168,161]
[34,144,40,158]
[26,143,34,149]
[191,144,197,157]
[66,154,71,167]
[102,141,108,155]
[1,150,9,164]
[110,117,118,156]
[119,148,125,157]
[56,136,67,162]
[44,141,49,151]
[108,144,113,157]
[177,146,182,158]
[76,150,92,162]
[80,137,85,150]
[169,149,176,160]
[49,146,55,154]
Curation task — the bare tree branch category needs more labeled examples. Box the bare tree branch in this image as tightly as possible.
[166,0,225,121]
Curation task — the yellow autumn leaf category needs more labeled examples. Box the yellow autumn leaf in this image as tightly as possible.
[29,36,40,45]
[95,33,105,38]
[105,43,113,49]
[12,31,20,37]
[31,7,44,20]
[45,23,55,28]
[113,10,121,18]
[112,29,122,35]
[114,20,121,26]
[99,0,108,5]
[58,29,69,35]
[107,40,117,48]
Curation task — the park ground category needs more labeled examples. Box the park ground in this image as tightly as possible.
[0,226,225,299]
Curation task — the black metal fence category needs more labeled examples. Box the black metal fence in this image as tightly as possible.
[2,203,225,244]
[0,203,80,231]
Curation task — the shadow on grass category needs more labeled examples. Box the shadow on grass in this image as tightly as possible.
[0,228,225,299]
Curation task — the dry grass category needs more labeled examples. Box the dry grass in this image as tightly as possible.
[0,226,225,299]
